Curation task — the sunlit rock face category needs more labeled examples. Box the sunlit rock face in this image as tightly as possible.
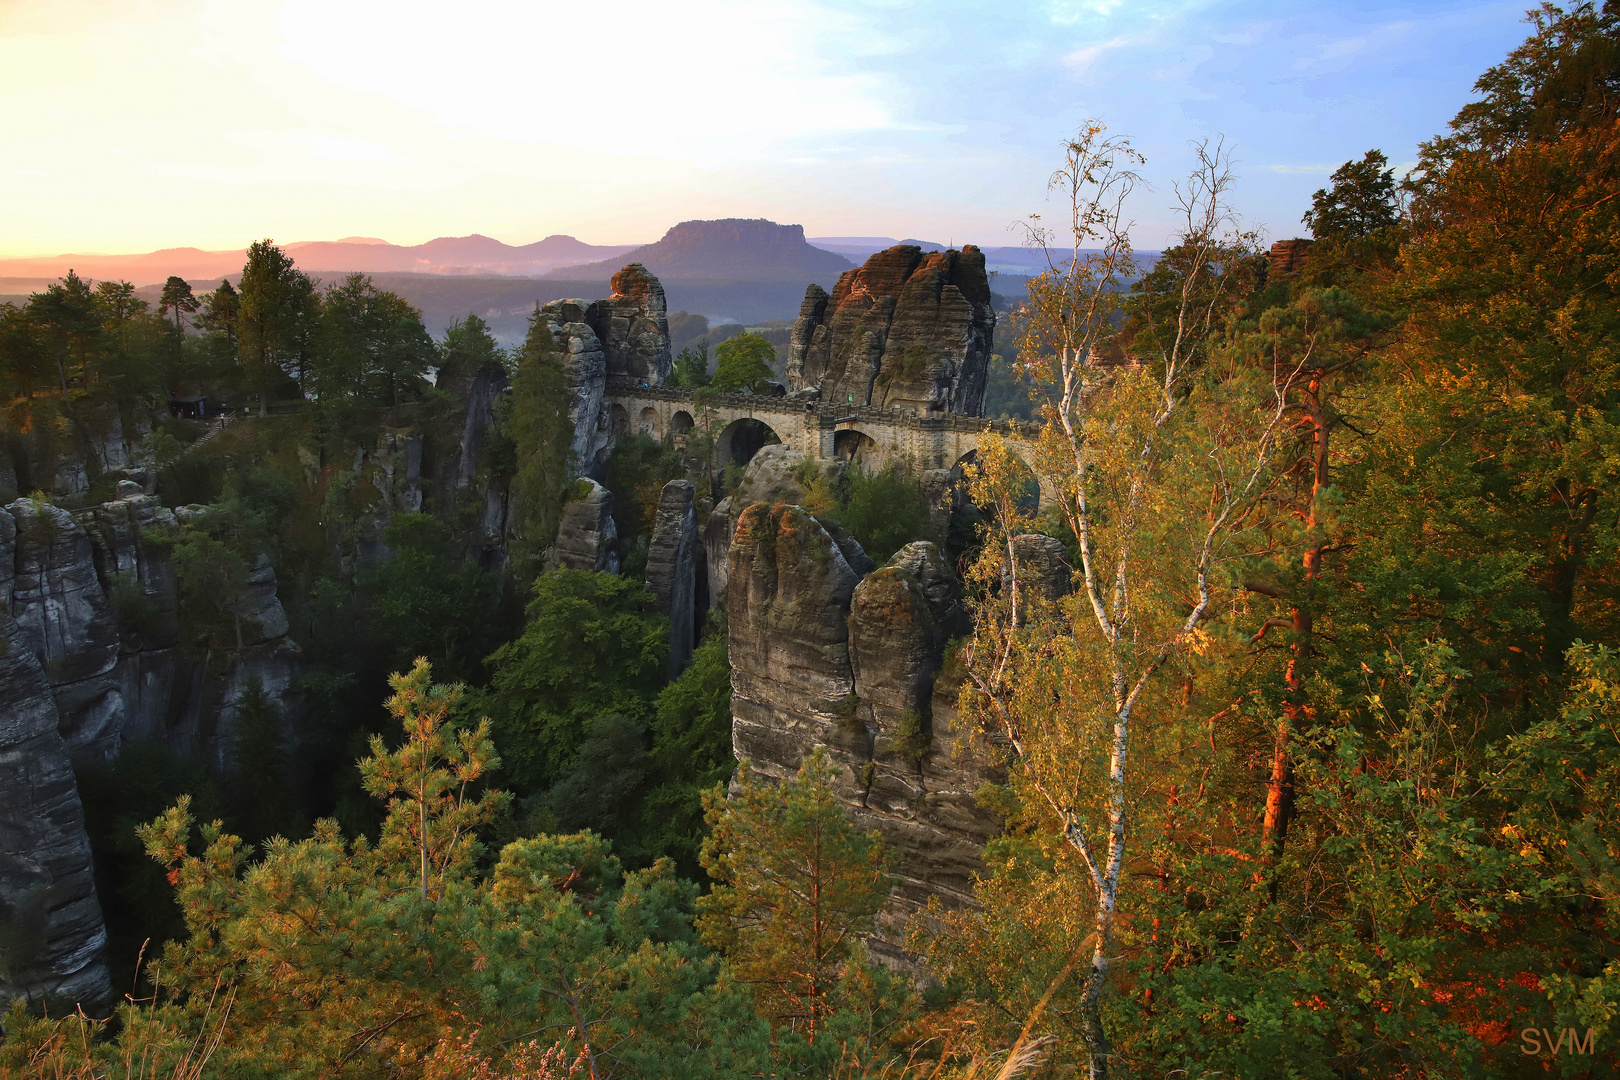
[786,245,995,415]
[727,505,1002,969]
[598,264,673,383]
[0,608,111,1014]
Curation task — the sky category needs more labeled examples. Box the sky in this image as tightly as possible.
[0,0,1534,258]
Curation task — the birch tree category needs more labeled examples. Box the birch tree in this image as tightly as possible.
[960,124,1286,1079]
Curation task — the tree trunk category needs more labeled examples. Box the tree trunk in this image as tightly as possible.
[1080,905,1115,1079]
[1263,375,1328,878]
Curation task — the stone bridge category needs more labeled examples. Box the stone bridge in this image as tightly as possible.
[604,379,1052,505]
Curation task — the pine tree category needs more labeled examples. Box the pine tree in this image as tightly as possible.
[508,306,574,568]
[697,749,891,1040]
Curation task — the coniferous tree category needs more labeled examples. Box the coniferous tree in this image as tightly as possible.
[698,749,892,1041]
[27,270,102,398]
[236,240,314,414]
[437,313,506,390]
[1301,149,1401,240]
[229,675,294,846]
[315,273,433,408]
[508,306,573,566]
[671,341,710,388]
[158,276,200,335]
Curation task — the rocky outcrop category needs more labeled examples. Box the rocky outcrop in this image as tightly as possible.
[1007,533,1073,619]
[0,489,302,771]
[553,479,620,574]
[5,499,124,762]
[646,480,700,675]
[539,265,673,480]
[702,445,850,612]
[436,361,511,561]
[728,507,1002,967]
[787,245,996,415]
[537,299,613,479]
[597,264,673,383]
[0,609,111,1012]
[703,505,735,615]
[729,504,864,770]
[1268,238,1314,279]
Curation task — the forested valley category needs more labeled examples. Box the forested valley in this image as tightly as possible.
[2,5,1619,1078]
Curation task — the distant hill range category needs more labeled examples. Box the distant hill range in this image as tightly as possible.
[548,219,855,281]
[0,234,640,286]
[1,220,1136,342]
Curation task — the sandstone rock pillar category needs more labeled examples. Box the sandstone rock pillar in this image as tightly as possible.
[0,609,111,1013]
[552,479,620,574]
[646,480,700,676]
[5,498,124,762]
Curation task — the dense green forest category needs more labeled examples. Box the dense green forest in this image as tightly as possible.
[3,4,1620,1077]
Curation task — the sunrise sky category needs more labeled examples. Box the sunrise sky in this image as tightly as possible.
[1,0,1532,257]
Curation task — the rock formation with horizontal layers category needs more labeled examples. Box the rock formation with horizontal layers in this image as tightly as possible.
[0,489,301,772]
[553,479,620,574]
[786,245,996,415]
[0,608,111,1013]
[701,444,860,615]
[597,264,673,383]
[645,480,701,675]
[727,503,1002,967]
[6,498,126,763]
[1268,238,1314,279]
[538,265,675,479]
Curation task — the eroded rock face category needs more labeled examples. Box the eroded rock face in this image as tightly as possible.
[436,362,511,561]
[703,499,735,614]
[540,265,673,480]
[646,480,700,675]
[787,245,995,415]
[701,445,851,612]
[6,499,124,761]
[0,609,111,1013]
[727,511,1002,967]
[1006,533,1073,622]
[1268,238,1314,279]
[0,490,303,769]
[598,264,673,383]
[537,301,613,479]
[553,479,620,574]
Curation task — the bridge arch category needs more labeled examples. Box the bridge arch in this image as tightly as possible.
[638,407,660,439]
[610,403,632,441]
[952,445,1053,513]
[717,416,782,468]
[833,428,879,467]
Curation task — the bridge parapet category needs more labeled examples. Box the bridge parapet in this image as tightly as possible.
[602,379,1048,501]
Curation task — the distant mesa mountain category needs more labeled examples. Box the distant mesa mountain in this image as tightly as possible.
[0,234,641,286]
[548,219,855,282]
